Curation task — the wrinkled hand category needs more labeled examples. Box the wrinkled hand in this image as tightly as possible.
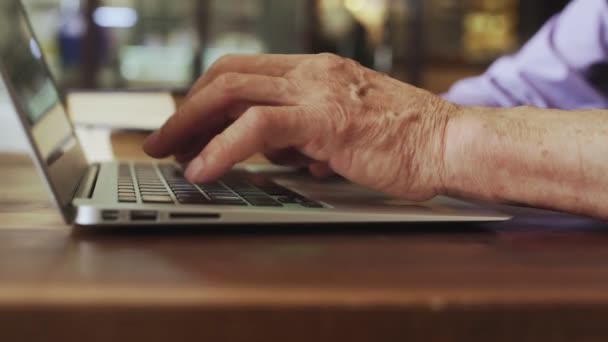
[143,53,459,201]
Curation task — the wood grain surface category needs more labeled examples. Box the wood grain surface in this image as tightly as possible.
[1,153,608,342]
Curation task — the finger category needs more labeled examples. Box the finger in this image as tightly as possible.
[184,106,315,183]
[172,103,250,164]
[265,148,315,168]
[174,139,207,164]
[186,54,309,100]
[143,73,299,159]
[309,163,335,179]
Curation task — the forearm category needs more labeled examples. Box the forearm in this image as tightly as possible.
[444,106,608,219]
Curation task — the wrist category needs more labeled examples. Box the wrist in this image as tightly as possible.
[440,106,492,198]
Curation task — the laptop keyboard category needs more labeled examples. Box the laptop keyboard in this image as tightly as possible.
[117,164,324,208]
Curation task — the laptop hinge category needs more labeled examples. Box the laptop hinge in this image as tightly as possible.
[74,163,100,200]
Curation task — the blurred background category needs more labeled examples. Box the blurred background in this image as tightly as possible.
[1,0,570,151]
[20,0,570,92]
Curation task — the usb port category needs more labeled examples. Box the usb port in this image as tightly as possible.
[102,210,119,221]
[130,211,158,222]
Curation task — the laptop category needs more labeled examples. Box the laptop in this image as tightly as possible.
[0,0,510,227]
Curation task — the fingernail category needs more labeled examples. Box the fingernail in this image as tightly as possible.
[185,157,205,182]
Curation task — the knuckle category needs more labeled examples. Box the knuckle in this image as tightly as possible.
[213,72,242,93]
[244,107,271,130]
[203,139,229,164]
[344,59,363,75]
[281,78,299,96]
[209,135,229,155]
[206,54,233,79]
[316,52,341,62]
[315,53,346,70]
[214,54,236,68]
[278,79,303,104]
[318,81,339,102]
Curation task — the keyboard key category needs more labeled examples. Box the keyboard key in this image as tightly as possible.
[265,190,291,196]
[243,196,283,207]
[160,167,183,177]
[199,184,227,190]
[178,197,210,204]
[174,192,203,197]
[234,191,266,196]
[167,178,189,183]
[175,193,207,198]
[119,193,137,198]
[176,193,206,199]
[119,197,137,203]
[141,192,170,197]
[234,193,262,197]
[277,196,299,204]
[168,181,194,187]
[176,193,204,198]
[174,189,202,194]
[119,193,137,197]
[208,200,249,206]
[172,185,198,189]
[171,186,198,191]
[225,186,258,193]
[171,188,201,194]
[139,187,167,190]
[210,196,242,201]
[206,191,237,197]
[142,195,174,204]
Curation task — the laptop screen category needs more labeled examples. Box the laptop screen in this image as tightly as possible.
[0,0,88,221]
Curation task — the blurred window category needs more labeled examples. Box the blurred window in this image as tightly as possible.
[21,0,569,93]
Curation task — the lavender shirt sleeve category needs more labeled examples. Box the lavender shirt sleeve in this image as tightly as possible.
[443,0,608,109]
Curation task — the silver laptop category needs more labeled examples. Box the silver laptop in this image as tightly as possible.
[0,0,510,227]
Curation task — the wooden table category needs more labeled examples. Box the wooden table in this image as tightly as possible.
[1,153,608,342]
